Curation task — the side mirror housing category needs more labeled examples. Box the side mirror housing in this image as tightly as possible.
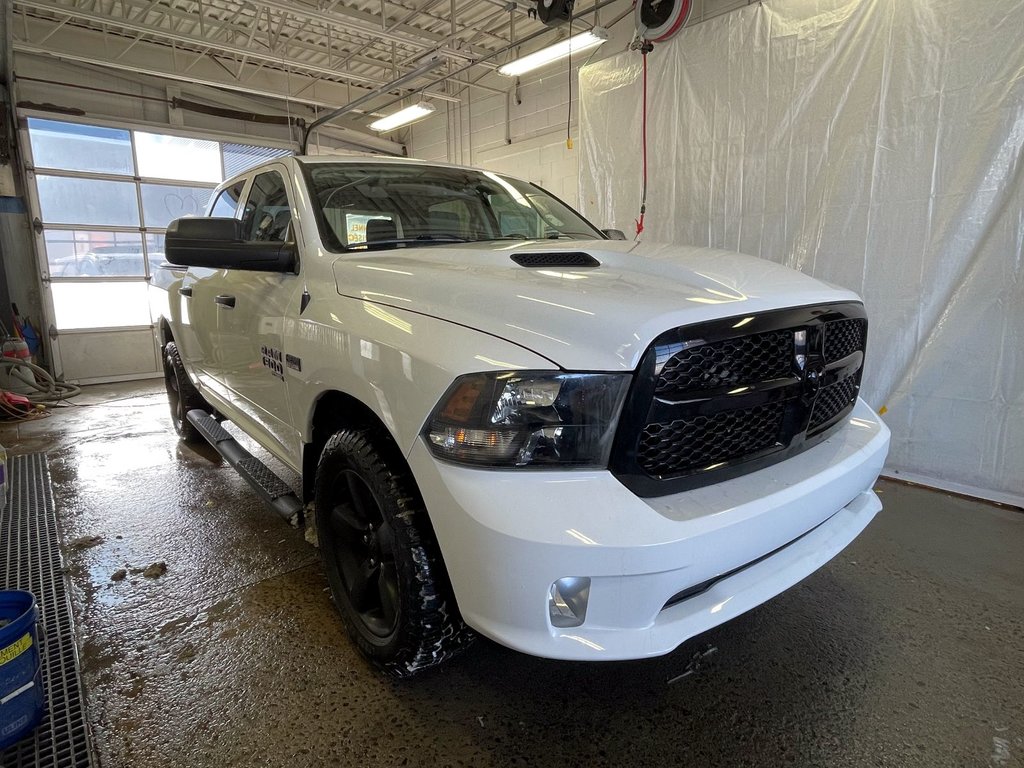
[165,217,297,273]
[602,228,627,241]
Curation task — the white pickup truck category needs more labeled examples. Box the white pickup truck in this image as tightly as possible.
[152,155,890,676]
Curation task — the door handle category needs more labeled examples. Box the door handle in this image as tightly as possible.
[215,294,236,308]
[179,287,193,297]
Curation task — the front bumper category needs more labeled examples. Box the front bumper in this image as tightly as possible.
[408,397,890,661]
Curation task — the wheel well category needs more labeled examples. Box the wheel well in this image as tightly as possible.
[158,318,173,347]
[302,391,403,502]
[304,391,459,631]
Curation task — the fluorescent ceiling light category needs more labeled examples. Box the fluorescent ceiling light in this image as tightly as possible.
[498,28,609,77]
[368,102,436,132]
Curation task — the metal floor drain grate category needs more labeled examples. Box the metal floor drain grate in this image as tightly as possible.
[1,454,95,768]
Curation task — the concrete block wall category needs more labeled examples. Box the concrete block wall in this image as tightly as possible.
[410,60,594,209]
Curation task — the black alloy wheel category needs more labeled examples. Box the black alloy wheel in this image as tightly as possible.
[325,468,400,638]
[314,429,474,675]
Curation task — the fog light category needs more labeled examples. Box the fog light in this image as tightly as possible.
[549,577,591,628]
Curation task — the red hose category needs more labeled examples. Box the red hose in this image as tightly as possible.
[635,49,649,239]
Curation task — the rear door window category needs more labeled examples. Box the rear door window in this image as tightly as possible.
[240,171,292,242]
[209,180,246,217]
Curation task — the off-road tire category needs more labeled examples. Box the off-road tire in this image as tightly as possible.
[163,341,207,443]
[315,429,474,676]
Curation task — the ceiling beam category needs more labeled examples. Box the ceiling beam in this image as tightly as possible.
[13,1,465,103]
[334,0,448,71]
[13,17,391,112]
[14,0,514,98]
[234,0,490,59]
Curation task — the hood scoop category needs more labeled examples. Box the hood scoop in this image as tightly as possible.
[510,251,601,268]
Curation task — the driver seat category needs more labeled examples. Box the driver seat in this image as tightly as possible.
[366,218,397,246]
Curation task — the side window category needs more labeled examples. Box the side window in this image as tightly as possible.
[209,181,245,217]
[240,171,292,242]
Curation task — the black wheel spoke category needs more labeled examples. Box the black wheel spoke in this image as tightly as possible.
[348,560,378,612]
[330,502,366,535]
[377,562,400,627]
[344,471,374,521]
[375,520,395,553]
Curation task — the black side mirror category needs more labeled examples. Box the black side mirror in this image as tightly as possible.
[171,216,242,242]
[165,217,297,273]
[602,229,628,240]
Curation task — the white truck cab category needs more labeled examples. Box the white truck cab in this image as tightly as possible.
[152,155,889,676]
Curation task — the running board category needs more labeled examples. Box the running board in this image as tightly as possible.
[186,409,304,526]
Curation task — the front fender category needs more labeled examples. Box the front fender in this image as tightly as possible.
[288,297,558,455]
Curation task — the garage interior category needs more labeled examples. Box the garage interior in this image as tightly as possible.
[0,0,1021,766]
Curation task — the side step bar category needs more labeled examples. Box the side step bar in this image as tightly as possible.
[186,409,304,526]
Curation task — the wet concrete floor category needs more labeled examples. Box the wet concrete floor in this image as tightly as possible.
[1,381,1022,768]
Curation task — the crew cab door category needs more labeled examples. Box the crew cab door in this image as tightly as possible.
[214,166,304,463]
[177,180,248,389]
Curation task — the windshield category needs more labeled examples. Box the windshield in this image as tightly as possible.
[301,162,604,252]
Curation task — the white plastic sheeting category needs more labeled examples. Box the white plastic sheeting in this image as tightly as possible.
[579,0,1024,505]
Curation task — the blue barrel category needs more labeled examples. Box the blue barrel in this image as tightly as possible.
[0,591,45,749]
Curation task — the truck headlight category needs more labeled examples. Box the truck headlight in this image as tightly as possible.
[425,372,631,468]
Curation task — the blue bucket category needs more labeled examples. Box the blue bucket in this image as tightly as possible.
[0,591,45,750]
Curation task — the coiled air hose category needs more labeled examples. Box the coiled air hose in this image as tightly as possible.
[0,358,82,404]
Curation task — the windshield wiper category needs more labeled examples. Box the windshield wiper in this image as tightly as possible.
[545,231,598,239]
[355,235,470,250]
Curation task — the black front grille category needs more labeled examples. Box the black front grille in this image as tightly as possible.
[809,375,859,431]
[656,330,793,396]
[638,402,784,476]
[824,318,866,362]
[611,303,868,497]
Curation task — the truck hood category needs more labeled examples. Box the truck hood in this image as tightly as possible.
[332,240,859,371]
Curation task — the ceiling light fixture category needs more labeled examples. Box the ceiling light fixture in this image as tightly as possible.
[368,102,436,132]
[497,28,609,77]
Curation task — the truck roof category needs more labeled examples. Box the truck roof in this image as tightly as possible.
[220,153,513,190]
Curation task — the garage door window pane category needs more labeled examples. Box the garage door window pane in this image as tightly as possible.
[44,230,144,277]
[134,131,222,183]
[36,175,140,227]
[140,184,213,228]
[146,234,166,268]
[28,118,134,175]
[223,143,291,177]
[50,282,150,329]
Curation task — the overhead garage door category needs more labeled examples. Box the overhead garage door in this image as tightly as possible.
[23,115,291,383]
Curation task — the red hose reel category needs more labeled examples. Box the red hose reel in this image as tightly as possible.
[634,0,693,43]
